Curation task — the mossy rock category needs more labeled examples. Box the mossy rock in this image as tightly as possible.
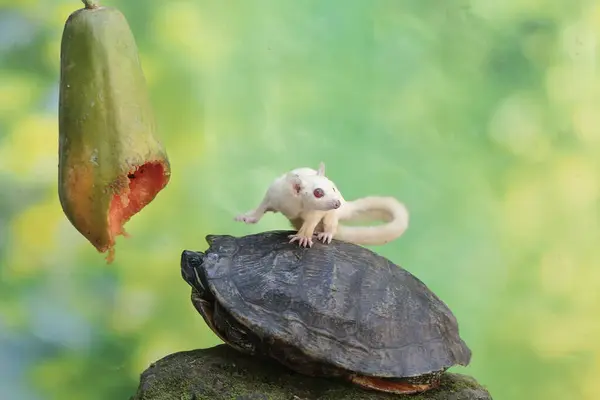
[132,344,492,400]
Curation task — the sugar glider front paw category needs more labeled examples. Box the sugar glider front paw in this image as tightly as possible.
[317,231,334,244]
[234,214,258,224]
[288,233,314,248]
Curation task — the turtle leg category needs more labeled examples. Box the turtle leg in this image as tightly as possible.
[348,374,438,395]
[190,292,230,344]
[191,291,258,355]
[212,302,260,355]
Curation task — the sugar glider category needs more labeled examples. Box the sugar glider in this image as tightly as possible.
[235,162,409,248]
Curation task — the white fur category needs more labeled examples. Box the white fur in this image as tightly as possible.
[235,162,409,247]
[335,196,409,245]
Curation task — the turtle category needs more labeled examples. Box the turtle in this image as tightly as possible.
[180,230,471,395]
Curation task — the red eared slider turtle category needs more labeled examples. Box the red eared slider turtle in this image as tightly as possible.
[180,230,471,395]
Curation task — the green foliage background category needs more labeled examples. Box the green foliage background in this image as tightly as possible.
[1,0,599,399]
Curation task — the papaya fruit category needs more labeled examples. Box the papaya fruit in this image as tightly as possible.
[58,0,170,263]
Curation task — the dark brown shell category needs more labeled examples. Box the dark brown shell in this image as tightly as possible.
[182,230,471,379]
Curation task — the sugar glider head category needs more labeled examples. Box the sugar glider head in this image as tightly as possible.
[286,162,343,211]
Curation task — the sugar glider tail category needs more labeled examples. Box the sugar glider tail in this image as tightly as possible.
[335,196,409,246]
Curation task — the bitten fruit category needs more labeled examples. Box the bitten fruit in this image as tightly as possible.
[58,0,171,263]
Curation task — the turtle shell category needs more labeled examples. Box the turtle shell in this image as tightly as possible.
[182,230,471,380]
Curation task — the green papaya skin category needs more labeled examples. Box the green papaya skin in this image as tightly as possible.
[58,1,170,262]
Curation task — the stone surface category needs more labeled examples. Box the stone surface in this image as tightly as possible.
[132,344,493,400]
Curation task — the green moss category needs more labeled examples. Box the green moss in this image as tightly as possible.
[131,345,492,400]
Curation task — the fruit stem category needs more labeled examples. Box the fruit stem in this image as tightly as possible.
[82,0,100,9]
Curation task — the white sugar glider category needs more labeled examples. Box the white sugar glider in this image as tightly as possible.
[235,162,409,248]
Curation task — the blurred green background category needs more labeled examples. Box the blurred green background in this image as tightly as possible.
[1,0,599,399]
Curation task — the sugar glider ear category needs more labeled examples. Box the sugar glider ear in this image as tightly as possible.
[317,162,326,176]
[286,173,303,195]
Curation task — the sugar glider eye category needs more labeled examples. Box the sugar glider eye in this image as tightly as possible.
[313,188,324,198]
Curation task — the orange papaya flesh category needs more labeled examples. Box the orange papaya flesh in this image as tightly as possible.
[58,2,170,263]
[108,162,169,240]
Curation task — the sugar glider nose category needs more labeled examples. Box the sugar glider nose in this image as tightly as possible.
[333,200,341,209]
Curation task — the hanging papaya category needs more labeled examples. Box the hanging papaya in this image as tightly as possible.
[58,0,171,263]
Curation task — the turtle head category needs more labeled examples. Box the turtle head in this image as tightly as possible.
[180,250,213,300]
[181,235,237,298]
